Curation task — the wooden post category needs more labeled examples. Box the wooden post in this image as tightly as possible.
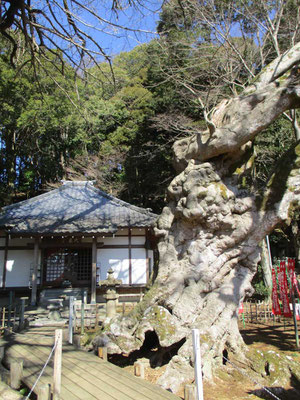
[264,302,267,322]
[134,361,145,379]
[73,301,77,332]
[13,305,16,327]
[128,229,132,285]
[69,296,74,344]
[10,358,23,390]
[83,289,88,304]
[2,307,5,329]
[255,301,258,322]
[184,384,196,400]
[53,329,62,400]
[19,297,28,331]
[0,346,5,361]
[81,300,85,335]
[291,292,300,348]
[7,290,13,328]
[91,237,97,304]
[145,249,150,283]
[95,303,99,328]
[37,383,51,400]
[98,347,108,361]
[192,329,204,400]
[2,234,8,288]
[31,237,39,305]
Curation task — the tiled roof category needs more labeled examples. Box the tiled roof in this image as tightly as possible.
[0,181,157,234]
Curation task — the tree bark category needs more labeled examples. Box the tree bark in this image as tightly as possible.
[99,43,300,393]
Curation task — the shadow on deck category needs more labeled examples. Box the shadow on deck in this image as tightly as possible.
[0,325,180,400]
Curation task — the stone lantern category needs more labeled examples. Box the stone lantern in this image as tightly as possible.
[99,268,122,318]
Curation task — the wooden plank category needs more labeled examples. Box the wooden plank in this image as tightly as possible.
[8,340,132,400]
[20,336,177,400]
[11,336,144,400]
[59,342,179,399]
[7,335,134,400]
[6,345,83,400]
[7,332,180,400]
[61,346,179,400]
[58,363,130,400]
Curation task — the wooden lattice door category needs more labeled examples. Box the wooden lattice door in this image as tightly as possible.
[43,247,92,286]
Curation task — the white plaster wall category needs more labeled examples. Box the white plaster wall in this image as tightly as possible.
[148,250,154,276]
[131,237,145,245]
[97,249,129,284]
[5,250,34,287]
[103,237,129,245]
[132,248,147,284]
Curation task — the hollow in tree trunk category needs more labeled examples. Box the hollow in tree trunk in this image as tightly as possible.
[98,44,300,392]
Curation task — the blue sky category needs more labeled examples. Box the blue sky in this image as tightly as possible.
[98,1,163,56]
[48,0,164,61]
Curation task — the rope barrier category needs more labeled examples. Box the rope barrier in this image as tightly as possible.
[223,355,282,400]
[24,337,58,400]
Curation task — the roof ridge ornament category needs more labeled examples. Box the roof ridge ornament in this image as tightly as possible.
[61,180,96,186]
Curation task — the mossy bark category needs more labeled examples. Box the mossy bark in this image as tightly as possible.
[98,44,300,393]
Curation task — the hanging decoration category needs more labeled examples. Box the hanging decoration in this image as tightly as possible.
[277,261,292,318]
[271,267,281,315]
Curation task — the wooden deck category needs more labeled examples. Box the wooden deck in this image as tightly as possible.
[0,326,180,399]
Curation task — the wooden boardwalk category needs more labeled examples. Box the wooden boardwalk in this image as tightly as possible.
[0,326,180,399]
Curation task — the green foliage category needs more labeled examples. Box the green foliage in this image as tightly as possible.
[252,266,271,299]
[253,116,296,190]
[0,38,87,204]
[1,0,299,218]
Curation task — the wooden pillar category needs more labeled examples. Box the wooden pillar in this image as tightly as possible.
[134,361,145,379]
[68,296,74,344]
[81,299,85,335]
[98,347,108,361]
[10,358,23,390]
[2,234,8,288]
[53,329,62,400]
[145,247,150,283]
[184,384,196,400]
[37,383,51,400]
[31,237,39,306]
[128,229,132,286]
[145,228,150,283]
[91,237,97,304]
[19,297,28,331]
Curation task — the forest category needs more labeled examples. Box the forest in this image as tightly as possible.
[0,1,296,209]
[1,0,299,262]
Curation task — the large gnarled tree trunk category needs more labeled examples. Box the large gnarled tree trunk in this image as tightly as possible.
[99,43,300,392]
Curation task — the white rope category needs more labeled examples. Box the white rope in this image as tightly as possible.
[223,355,282,400]
[24,338,58,400]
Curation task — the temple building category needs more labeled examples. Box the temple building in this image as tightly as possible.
[0,181,158,304]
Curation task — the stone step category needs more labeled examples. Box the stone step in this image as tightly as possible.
[39,288,88,307]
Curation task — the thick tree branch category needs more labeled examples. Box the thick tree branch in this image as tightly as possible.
[174,55,300,170]
[252,41,300,88]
